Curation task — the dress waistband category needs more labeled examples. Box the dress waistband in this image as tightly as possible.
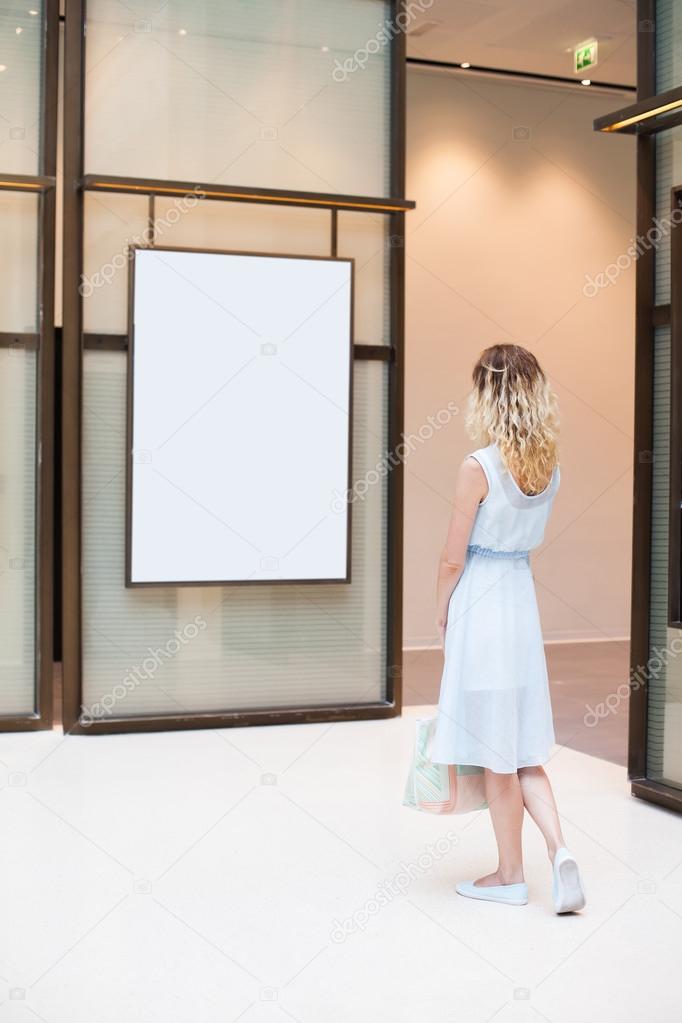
[467,544,530,560]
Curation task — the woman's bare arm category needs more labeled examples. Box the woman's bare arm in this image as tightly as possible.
[435,457,488,647]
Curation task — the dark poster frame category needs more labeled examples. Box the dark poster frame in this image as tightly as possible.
[61,1,412,734]
[0,0,58,731]
[125,244,355,589]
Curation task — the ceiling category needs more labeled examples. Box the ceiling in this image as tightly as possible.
[406,0,636,87]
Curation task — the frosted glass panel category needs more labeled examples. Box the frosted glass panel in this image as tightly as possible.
[82,354,387,719]
[153,198,331,256]
[648,6,682,787]
[0,192,39,332]
[84,0,391,196]
[646,326,682,788]
[82,193,150,333]
[338,211,390,345]
[654,127,682,306]
[0,192,38,715]
[0,4,44,175]
[83,194,334,335]
[0,350,36,715]
[656,0,682,93]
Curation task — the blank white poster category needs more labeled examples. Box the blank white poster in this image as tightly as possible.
[128,247,353,585]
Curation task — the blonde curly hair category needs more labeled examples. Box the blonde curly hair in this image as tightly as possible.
[466,344,559,495]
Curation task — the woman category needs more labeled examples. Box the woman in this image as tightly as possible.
[431,344,585,913]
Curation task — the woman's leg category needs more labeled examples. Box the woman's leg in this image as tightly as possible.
[517,765,586,912]
[516,765,565,861]
[475,769,525,886]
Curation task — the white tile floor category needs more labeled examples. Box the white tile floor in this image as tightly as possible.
[1,706,682,1023]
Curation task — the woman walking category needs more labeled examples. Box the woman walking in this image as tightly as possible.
[431,344,585,913]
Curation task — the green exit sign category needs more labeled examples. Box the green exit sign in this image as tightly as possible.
[574,39,598,73]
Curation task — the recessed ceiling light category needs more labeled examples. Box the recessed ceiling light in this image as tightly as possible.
[581,79,591,86]
[460,62,471,69]
[16,26,23,34]
[0,65,7,72]
[28,8,38,14]
[178,28,187,36]
[321,45,329,52]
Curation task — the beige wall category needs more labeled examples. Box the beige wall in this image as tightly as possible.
[404,68,636,647]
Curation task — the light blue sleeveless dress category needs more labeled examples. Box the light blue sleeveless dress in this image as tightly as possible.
[431,443,560,775]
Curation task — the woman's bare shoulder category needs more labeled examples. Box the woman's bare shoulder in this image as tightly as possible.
[456,455,488,501]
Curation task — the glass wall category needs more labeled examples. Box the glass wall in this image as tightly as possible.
[644,1,682,787]
[646,325,681,785]
[80,195,389,718]
[0,5,44,175]
[0,1,49,719]
[84,0,391,197]
[74,0,397,723]
[655,0,682,92]
[82,346,387,718]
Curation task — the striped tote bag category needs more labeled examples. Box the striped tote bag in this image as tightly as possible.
[403,716,487,815]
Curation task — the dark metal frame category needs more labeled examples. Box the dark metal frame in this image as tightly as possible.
[621,1,682,812]
[594,83,682,134]
[0,0,58,731]
[82,174,414,214]
[62,0,408,734]
[125,244,355,588]
[0,175,56,192]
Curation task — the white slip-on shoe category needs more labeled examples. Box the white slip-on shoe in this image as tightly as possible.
[456,880,528,906]
[552,847,586,914]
